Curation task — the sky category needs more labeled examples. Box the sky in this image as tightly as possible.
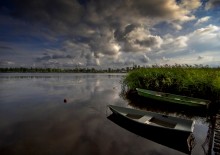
[0,0,220,69]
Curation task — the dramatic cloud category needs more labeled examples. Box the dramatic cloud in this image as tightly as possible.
[114,26,163,52]
[0,0,220,68]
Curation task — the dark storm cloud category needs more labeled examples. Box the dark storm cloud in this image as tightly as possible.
[0,0,204,67]
[132,1,181,17]
[0,45,13,50]
[0,45,16,56]
[9,0,83,33]
[114,24,138,42]
[205,0,220,9]
[84,0,196,22]
[36,55,51,62]
[52,54,73,59]
[139,55,150,63]
[36,53,74,62]
[6,2,194,33]
[135,37,160,47]
[4,0,196,37]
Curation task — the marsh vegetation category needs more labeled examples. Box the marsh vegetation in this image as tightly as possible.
[122,66,220,103]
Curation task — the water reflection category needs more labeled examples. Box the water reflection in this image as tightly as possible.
[123,89,216,154]
[0,73,211,155]
[123,89,212,118]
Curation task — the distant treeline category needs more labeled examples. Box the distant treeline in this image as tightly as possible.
[0,64,220,73]
[0,67,129,73]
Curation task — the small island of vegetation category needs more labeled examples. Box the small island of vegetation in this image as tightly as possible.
[122,64,220,103]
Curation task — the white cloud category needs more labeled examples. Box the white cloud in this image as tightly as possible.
[180,0,202,10]
[160,24,220,55]
[194,16,211,26]
[170,23,183,30]
[125,27,163,52]
[174,36,188,48]
[160,35,188,53]
[145,24,220,67]
[188,25,220,49]
[191,24,219,35]
[151,54,215,67]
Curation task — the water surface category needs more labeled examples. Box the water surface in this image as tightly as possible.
[0,73,210,155]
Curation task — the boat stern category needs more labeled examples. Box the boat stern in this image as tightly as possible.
[191,120,196,133]
[107,105,114,113]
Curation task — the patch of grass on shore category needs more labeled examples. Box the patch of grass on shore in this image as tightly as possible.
[122,66,220,102]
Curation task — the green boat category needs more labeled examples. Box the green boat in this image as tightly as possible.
[136,88,211,108]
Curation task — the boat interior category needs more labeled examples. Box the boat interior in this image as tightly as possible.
[126,113,177,128]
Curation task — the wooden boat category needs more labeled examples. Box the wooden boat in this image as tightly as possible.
[136,88,211,108]
[108,105,195,134]
[107,113,195,154]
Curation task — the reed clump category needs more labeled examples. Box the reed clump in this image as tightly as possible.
[122,66,220,102]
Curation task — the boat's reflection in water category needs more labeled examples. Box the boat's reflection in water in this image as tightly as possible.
[107,113,195,155]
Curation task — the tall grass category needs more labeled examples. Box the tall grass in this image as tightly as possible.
[122,67,220,102]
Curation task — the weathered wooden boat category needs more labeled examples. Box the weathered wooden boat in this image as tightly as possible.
[107,113,195,154]
[108,105,195,134]
[136,88,211,108]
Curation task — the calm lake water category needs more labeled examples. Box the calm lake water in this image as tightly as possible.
[0,73,210,155]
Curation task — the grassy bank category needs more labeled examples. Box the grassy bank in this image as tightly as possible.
[122,67,220,102]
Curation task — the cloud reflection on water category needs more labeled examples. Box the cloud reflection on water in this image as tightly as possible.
[0,73,208,155]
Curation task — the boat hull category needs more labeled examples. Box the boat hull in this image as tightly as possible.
[107,113,193,154]
[108,105,195,134]
[136,88,210,108]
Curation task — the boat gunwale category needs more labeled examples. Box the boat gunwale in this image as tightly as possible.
[108,105,195,133]
[136,88,211,105]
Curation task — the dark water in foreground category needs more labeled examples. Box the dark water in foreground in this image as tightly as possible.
[0,73,210,155]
